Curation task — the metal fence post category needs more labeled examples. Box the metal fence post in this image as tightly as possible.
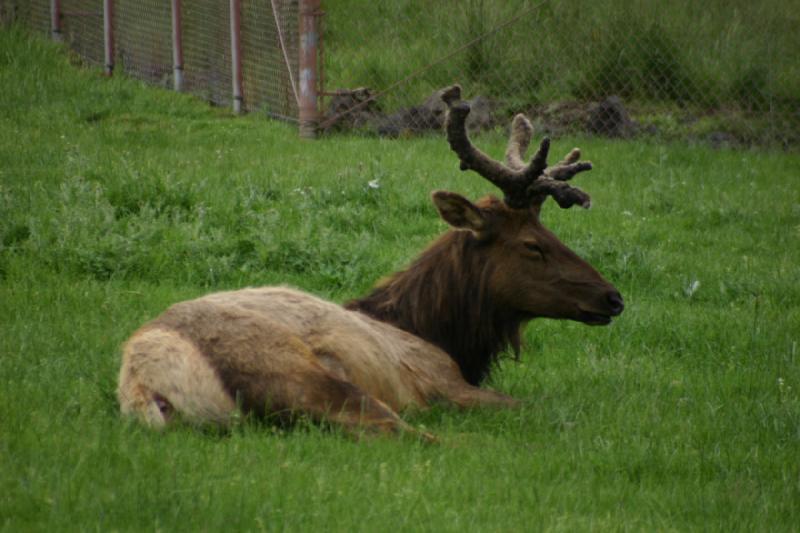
[50,0,62,41]
[229,0,243,113]
[298,0,321,138]
[171,0,184,92]
[103,0,114,75]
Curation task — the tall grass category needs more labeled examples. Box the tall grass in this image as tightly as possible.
[2,26,800,531]
[324,0,799,135]
[325,0,799,100]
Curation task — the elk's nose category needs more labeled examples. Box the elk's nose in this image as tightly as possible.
[607,291,624,315]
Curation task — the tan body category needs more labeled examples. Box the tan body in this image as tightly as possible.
[118,287,515,438]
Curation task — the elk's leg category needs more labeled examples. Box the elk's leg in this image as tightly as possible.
[280,368,435,441]
[409,347,521,410]
[205,329,435,441]
[439,382,520,409]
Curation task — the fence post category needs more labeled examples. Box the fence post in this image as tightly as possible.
[171,0,184,92]
[50,0,62,41]
[103,0,114,76]
[229,0,243,114]
[298,0,321,138]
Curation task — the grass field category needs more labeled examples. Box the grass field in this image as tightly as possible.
[324,0,799,112]
[321,0,799,148]
[2,27,800,531]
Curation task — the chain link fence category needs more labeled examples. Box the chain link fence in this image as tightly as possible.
[242,0,300,121]
[1,0,300,119]
[320,0,799,149]
[2,0,797,148]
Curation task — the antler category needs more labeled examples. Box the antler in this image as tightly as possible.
[442,85,593,210]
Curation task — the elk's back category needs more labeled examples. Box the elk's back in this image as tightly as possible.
[124,287,463,411]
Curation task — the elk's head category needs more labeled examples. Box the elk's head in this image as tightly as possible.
[434,86,623,326]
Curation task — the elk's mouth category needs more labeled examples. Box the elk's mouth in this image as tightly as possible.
[578,311,613,326]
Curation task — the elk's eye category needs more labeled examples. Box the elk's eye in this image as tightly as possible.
[524,242,544,257]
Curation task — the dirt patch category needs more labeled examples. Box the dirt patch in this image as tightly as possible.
[322,87,499,137]
[322,88,795,149]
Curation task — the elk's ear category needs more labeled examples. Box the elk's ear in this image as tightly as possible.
[431,191,488,235]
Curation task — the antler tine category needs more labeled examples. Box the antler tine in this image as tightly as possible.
[505,114,533,171]
[527,147,594,210]
[544,148,593,181]
[527,179,592,209]
[503,113,552,185]
[442,85,535,207]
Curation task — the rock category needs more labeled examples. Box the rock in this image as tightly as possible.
[526,101,589,137]
[323,88,383,131]
[707,131,739,149]
[377,103,442,137]
[418,88,497,132]
[320,86,499,138]
[586,96,635,138]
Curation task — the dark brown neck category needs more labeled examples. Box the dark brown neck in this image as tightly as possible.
[346,231,522,385]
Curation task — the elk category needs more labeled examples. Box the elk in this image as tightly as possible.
[117,85,623,440]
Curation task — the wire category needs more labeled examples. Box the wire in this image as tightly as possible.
[318,0,553,131]
[271,0,300,107]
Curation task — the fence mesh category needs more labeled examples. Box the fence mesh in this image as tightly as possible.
[320,0,799,149]
[1,0,49,34]
[2,0,797,148]
[59,0,105,67]
[182,0,232,106]
[1,0,300,118]
[241,0,299,119]
[115,0,171,85]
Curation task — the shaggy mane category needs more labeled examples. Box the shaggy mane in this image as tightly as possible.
[346,230,523,385]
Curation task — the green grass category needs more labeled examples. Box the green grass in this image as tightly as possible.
[324,0,799,106]
[322,0,799,147]
[2,26,800,531]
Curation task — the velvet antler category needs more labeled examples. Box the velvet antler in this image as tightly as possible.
[442,85,593,210]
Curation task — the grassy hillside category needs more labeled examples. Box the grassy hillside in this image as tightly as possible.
[1,26,799,531]
[324,0,799,106]
[323,0,799,146]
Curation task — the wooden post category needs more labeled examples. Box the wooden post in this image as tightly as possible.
[229,0,243,113]
[298,0,321,138]
[103,0,114,75]
[171,0,184,92]
[50,0,62,42]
